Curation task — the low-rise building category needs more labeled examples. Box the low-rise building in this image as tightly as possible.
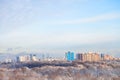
[17,54,38,62]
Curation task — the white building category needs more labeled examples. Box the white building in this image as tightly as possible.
[17,54,38,62]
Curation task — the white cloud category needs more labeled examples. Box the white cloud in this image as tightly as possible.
[0,30,119,48]
[50,12,120,25]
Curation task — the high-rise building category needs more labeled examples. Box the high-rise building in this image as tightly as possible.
[101,54,104,60]
[76,53,83,61]
[65,51,74,61]
[76,52,101,62]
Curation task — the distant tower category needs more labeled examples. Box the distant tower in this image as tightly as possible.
[76,53,83,61]
[65,51,75,61]
[30,54,37,61]
[30,54,33,61]
[101,53,104,60]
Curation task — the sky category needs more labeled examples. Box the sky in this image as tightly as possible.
[0,0,120,57]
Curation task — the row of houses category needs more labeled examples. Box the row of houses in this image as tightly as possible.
[65,51,115,62]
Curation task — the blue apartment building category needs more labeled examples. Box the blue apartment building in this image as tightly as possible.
[65,51,75,61]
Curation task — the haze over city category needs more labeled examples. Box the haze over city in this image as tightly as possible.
[0,0,120,57]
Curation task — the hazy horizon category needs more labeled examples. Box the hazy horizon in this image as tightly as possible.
[0,0,120,57]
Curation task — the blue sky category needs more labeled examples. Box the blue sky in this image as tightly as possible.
[0,0,120,57]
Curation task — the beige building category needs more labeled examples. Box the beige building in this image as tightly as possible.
[103,55,114,60]
[76,52,116,62]
[76,52,100,62]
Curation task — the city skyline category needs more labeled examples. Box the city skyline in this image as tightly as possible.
[0,0,120,57]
